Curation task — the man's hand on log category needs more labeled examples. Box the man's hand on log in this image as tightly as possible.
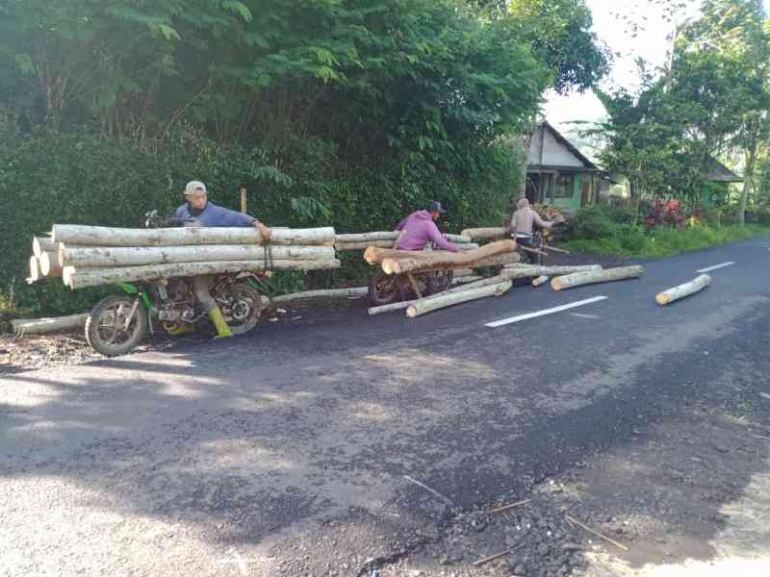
[254,221,272,240]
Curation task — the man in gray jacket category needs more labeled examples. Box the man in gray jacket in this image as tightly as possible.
[509,198,555,264]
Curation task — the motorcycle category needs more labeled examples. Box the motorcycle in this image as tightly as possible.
[84,212,266,357]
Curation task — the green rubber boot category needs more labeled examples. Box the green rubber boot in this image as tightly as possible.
[208,307,233,338]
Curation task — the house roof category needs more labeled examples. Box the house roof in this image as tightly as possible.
[527,121,598,172]
[706,157,743,183]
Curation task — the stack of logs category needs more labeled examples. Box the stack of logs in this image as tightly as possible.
[28,225,340,290]
[335,231,478,252]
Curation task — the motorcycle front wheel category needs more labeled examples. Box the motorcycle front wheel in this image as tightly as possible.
[85,295,148,357]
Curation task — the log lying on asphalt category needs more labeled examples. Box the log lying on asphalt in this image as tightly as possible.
[551,265,644,291]
[12,313,89,336]
[532,275,550,287]
[39,251,63,277]
[64,259,342,289]
[52,224,336,247]
[368,272,515,315]
[58,244,335,268]
[459,227,509,241]
[271,287,369,304]
[655,274,711,306]
[406,280,512,318]
[32,236,56,258]
[503,264,602,276]
[27,256,42,283]
[381,240,515,275]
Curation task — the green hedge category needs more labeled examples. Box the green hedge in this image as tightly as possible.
[0,131,519,315]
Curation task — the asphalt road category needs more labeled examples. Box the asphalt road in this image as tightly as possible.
[1,238,769,577]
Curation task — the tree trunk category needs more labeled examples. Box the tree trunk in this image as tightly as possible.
[59,244,335,268]
[32,236,56,258]
[551,266,643,291]
[532,275,550,287]
[39,251,63,277]
[739,134,759,226]
[381,240,515,275]
[459,227,509,241]
[406,281,512,318]
[271,287,368,303]
[655,274,710,306]
[12,313,89,336]
[52,225,336,247]
[64,259,341,290]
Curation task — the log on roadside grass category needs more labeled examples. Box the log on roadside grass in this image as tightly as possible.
[64,259,341,290]
[532,275,550,287]
[32,236,56,258]
[28,256,42,283]
[52,224,336,247]
[381,240,515,275]
[551,265,644,291]
[655,274,711,306]
[59,244,335,268]
[406,280,512,318]
[39,251,63,277]
[271,287,368,304]
[12,313,89,336]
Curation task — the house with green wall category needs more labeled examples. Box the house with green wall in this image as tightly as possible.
[525,121,603,212]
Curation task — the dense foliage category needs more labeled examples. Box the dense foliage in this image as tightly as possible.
[0,0,607,313]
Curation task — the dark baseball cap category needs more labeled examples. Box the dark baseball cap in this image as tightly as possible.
[428,200,447,214]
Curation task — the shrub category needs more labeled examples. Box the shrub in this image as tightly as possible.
[567,204,636,239]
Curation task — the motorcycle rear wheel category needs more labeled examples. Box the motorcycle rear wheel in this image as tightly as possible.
[214,281,263,336]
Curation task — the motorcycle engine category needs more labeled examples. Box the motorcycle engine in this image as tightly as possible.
[154,279,197,322]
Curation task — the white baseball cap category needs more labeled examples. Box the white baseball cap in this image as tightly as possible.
[184,180,207,196]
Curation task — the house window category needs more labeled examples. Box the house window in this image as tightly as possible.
[553,174,573,198]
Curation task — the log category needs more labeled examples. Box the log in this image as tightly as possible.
[32,236,56,258]
[503,264,601,276]
[459,227,508,241]
[28,256,42,283]
[336,231,472,245]
[58,244,335,268]
[471,252,520,268]
[64,259,341,290]
[551,265,644,291]
[271,287,368,303]
[655,274,711,306]
[52,224,336,247]
[12,313,89,336]
[368,273,514,316]
[336,240,395,251]
[406,280,512,318]
[39,251,63,277]
[451,275,485,286]
[532,275,550,287]
[381,240,515,275]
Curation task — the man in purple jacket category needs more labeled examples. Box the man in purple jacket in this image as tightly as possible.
[394,201,460,252]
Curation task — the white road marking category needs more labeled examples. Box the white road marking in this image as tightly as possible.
[570,313,600,319]
[486,296,608,328]
[697,261,735,273]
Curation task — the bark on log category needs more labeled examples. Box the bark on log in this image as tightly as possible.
[450,275,484,286]
[28,256,41,283]
[655,274,711,306]
[406,280,512,318]
[32,236,56,258]
[271,287,368,303]
[364,245,482,265]
[381,240,515,275]
[532,275,550,287]
[39,251,63,277]
[59,244,334,268]
[503,264,601,276]
[336,240,395,251]
[459,227,508,241]
[471,252,520,268]
[64,259,341,290]
[12,313,89,335]
[52,225,336,247]
[551,265,644,291]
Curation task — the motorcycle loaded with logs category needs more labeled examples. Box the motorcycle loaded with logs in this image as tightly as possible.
[84,212,265,357]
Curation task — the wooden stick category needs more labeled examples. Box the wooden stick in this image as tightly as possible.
[487,498,532,515]
[472,550,510,567]
[403,475,455,507]
[541,245,570,254]
[518,245,548,257]
[565,515,629,551]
